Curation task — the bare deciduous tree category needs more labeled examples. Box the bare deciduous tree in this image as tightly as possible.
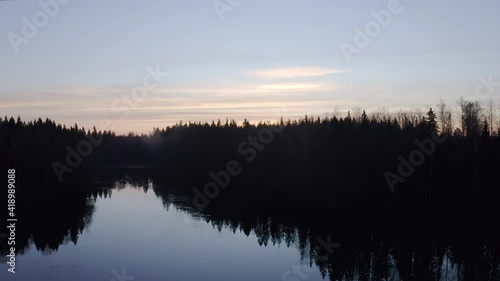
[484,99,496,135]
[458,97,482,137]
[437,100,452,135]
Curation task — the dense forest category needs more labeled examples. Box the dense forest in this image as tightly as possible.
[1,98,500,217]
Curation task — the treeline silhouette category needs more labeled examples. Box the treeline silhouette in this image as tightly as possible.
[1,99,500,217]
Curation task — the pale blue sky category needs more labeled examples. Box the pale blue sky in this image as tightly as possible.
[1,0,499,133]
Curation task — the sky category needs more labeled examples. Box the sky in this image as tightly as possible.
[1,0,499,134]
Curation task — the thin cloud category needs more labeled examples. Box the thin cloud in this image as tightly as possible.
[248,67,343,79]
[257,82,324,91]
[152,82,337,96]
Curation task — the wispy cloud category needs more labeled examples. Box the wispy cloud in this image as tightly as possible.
[257,82,324,91]
[151,82,337,95]
[248,67,343,79]
[0,80,343,134]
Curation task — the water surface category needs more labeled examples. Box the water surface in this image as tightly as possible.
[1,179,497,281]
[0,182,324,281]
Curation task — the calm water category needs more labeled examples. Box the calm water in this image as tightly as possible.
[0,182,325,281]
[0,179,495,281]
